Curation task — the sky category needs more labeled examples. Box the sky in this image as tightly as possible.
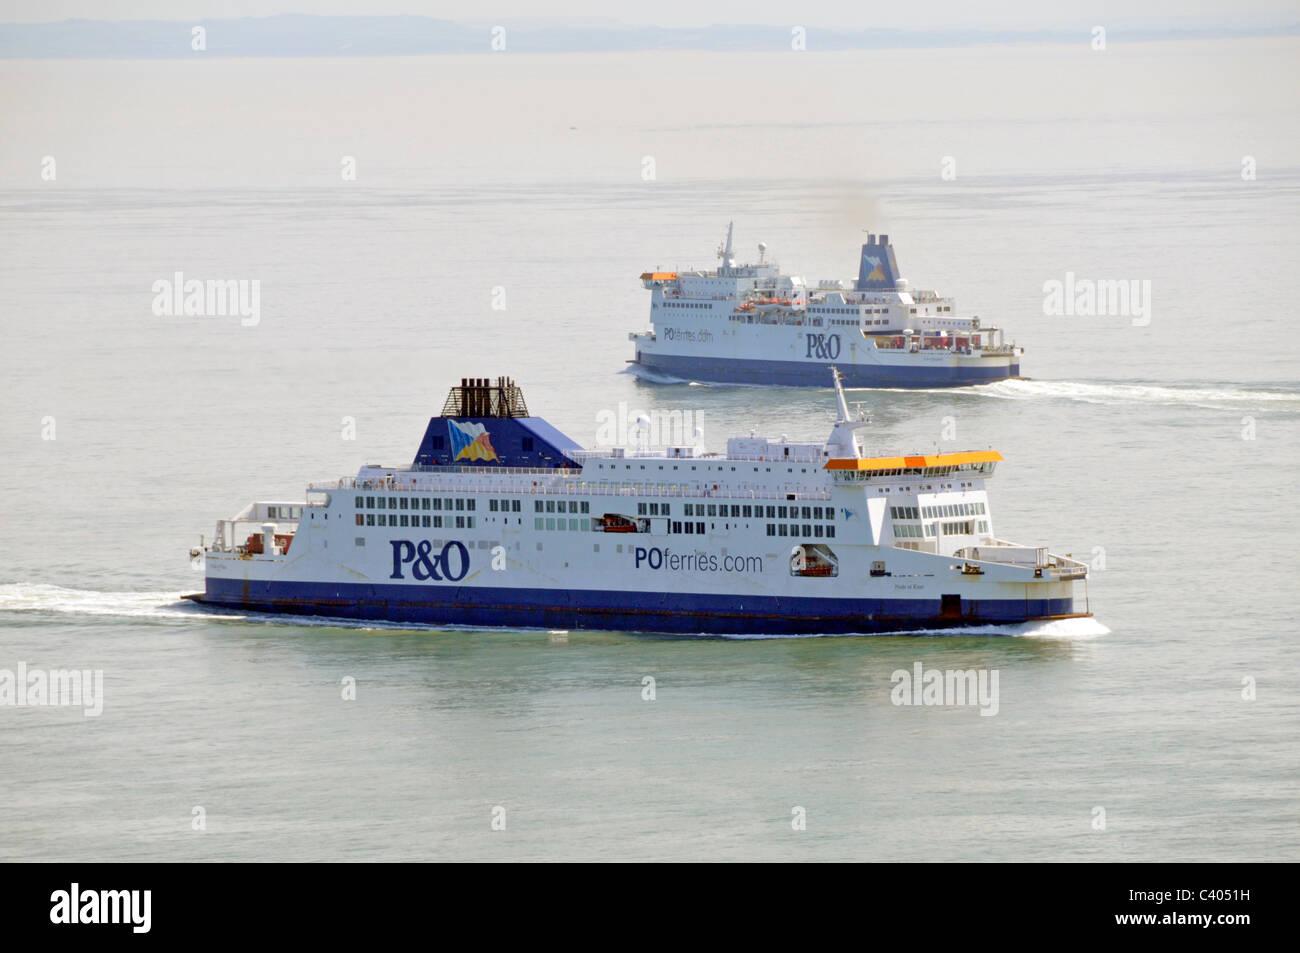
[0,0,1295,30]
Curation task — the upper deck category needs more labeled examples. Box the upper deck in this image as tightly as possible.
[639,226,1011,349]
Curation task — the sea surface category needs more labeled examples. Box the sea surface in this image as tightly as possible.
[1,39,1298,861]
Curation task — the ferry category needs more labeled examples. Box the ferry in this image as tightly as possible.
[629,224,1022,387]
[185,373,1089,635]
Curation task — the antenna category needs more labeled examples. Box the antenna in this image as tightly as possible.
[829,365,852,422]
[717,222,735,268]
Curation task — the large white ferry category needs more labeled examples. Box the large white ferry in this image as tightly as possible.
[186,373,1088,635]
[630,224,1022,387]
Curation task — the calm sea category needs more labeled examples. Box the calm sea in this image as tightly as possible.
[1,39,1297,861]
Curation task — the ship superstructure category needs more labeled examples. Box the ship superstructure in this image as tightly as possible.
[630,224,1022,387]
[187,373,1087,635]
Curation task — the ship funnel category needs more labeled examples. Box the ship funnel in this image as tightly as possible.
[855,233,901,292]
[442,376,529,418]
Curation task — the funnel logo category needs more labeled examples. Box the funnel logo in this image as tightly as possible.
[862,256,886,283]
[448,419,498,462]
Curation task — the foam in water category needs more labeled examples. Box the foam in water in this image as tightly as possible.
[717,616,1110,640]
[907,379,1300,409]
[0,583,197,620]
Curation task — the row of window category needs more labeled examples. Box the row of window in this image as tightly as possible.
[766,524,837,538]
[353,493,847,520]
[355,514,476,529]
[535,517,585,532]
[355,495,476,512]
[890,503,987,520]
[892,519,989,539]
[812,307,891,315]
[922,502,986,519]
[685,503,835,520]
[595,462,821,474]
[266,505,302,519]
[838,463,996,480]
[535,500,592,514]
[664,301,709,308]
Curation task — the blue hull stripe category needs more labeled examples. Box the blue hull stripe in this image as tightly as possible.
[636,353,1020,388]
[197,578,1080,635]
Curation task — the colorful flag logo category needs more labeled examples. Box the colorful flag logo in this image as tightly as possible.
[448,419,499,462]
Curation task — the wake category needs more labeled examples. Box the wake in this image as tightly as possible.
[872,378,1300,410]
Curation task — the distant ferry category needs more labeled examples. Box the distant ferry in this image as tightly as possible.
[629,224,1022,387]
[186,373,1087,635]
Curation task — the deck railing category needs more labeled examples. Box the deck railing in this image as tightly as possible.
[312,476,830,502]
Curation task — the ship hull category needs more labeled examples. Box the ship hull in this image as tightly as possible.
[189,578,1084,635]
[635,352,1020,388]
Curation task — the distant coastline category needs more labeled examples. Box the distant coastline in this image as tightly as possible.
[1,14,1297,59]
